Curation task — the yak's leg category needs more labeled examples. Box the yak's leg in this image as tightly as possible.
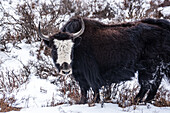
[145,67,163,102]
[79,86,89,104]
[99,85,111,108]
[100,85,111,101]
[105,85,111,101]
[135,59,162,103]
[135,84,149,103]
[73,70,90,104]
[135,70,151,103]
[77,78,90,104]
[94,89,100,103]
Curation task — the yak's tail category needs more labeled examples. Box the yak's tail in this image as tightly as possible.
[142,18,170,81]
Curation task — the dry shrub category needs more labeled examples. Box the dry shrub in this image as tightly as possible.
[0,97,21,112]
[154,86,170,107]
[0,64,30,94]
[112,83,170,108]
[57,74,81,105]
[116,84,139,108]
[0,62,30,112]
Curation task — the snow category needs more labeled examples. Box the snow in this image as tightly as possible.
[161,78,170,91]
[11,75,63,108]
[0,40,38,72]
[160,6,170,17]
[0,40,63,108]
[8,103,170,113]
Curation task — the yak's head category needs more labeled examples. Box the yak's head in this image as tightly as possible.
[38,18,85,75]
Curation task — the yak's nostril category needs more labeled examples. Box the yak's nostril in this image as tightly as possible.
[62,70,71,75]
[60,62,71,75]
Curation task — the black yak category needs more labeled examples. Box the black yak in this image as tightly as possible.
[38,17,170,104]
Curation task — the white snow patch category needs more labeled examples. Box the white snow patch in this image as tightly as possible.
[11,75,63,108]
[161,76,170,91]
[160,6,170,17]
[0,41,39,72]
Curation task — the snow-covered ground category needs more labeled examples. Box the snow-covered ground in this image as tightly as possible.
[0,41,64,107]
[8,103,170,113]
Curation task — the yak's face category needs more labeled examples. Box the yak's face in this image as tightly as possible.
[52,38,74,75]
[49,33,82,75]
[52,37,83,74]
[38,17,85,75]
[44,32,82,75]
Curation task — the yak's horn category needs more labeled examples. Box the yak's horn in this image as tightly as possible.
[72,17,85,39]
[38,22,49,41]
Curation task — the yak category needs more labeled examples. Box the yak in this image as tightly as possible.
[38,17,170,104]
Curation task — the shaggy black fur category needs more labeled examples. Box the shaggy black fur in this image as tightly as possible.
[45,17,170,104]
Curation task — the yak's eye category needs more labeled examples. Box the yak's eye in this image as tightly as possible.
[51,49,58,61]
[55,63,60,72]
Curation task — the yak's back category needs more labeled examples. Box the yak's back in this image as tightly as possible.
[141,18,170,31]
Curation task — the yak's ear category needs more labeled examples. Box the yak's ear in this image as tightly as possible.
[73,37,82,47]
